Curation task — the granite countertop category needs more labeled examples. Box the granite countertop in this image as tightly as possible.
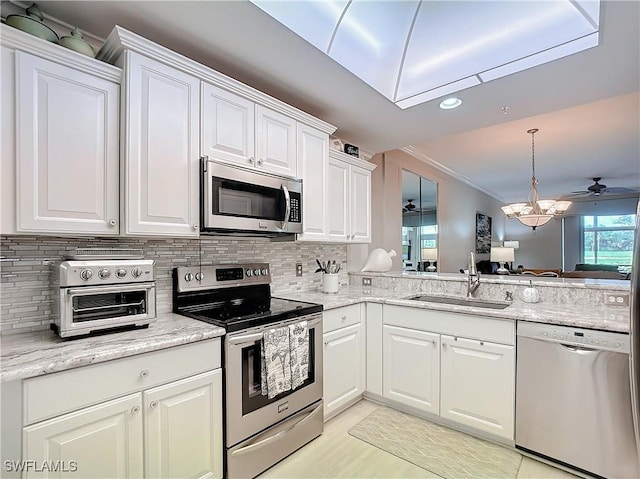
[276,286,630,334]
[0,313,225,383]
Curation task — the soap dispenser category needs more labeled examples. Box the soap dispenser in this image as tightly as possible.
[522,280,540,303]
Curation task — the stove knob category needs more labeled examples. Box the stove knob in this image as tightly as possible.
[132,267,143,278]
[254,269,261,276]
[98,268,111,280]
[245,269,252,277]
[195,272,204,281]
[80,269,93,281]
[185,273,194,282]
[116,268,127,279]
[261,268,268,275]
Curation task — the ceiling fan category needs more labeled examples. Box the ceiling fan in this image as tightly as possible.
[567,177,638,197]
[402,199,416,213]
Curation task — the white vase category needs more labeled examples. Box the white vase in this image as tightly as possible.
[361,248,397,273]
[523,282,540,303]
[323,273,339,293]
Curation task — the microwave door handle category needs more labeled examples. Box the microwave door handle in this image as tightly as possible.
[281,184,291,230]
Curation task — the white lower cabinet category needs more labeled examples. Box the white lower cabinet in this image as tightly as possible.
[383,325,439,414]
[323,305,364,420]
[24,394,144,478]
[21,340,223,479]
[382,305,515,440]
[440,335,514,439]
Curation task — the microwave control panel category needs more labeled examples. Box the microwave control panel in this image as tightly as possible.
[289,192,301,223]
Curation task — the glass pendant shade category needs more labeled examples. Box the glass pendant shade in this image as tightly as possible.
[502,129,571,230]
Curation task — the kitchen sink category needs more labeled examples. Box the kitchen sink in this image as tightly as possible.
[407,295,511,309]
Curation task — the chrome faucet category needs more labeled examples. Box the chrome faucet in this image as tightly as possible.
[467,252,480,297]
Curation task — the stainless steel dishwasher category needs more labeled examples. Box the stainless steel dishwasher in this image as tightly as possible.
[516,321,639,479]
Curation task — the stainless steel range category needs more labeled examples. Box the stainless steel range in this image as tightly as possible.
[173,263,324,479]
[52,252,156,338]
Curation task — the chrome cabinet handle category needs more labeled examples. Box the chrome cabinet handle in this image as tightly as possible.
[442,343,447,349]
[150,400,159,409]
[131,406,141,414]
[140,370,149,378]
[108,219,117,226]
[341,315,347,321]
[192,224,198,230]
[432,340,437,346]
[249,157,255,164]
[258,158,264,165]
[324,341,329,346]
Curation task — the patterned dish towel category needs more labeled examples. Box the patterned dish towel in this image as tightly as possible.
[261,326,292,399]
[289,321,309,390]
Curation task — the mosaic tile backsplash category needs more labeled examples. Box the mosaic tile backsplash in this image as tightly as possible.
[0,236,347,335]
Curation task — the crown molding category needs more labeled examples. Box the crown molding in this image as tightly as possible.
[400,145,504,202]
[329,149,377,171]
[98,26,337,135]
[0,24,121,83]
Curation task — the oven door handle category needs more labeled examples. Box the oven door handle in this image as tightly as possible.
[228,332,264,346]
[230,402,322,457]
[65,283,155,296]
[281,184,291,230]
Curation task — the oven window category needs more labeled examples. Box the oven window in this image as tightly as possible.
[241,330,315,415]
[212,177,286,221]
[72,291,147,323]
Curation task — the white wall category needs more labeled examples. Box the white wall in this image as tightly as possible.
[352,149,506,273]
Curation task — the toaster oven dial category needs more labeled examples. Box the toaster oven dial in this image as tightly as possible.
[132,267,143,278]
[80,269,93,281]
[185,273,194,282]
[98,268,111,279]
[116,268,127,279]
[195,272,204,281]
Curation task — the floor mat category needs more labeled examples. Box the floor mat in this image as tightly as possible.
[348,407,522,479]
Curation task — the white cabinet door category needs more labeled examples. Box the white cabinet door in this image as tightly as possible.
[383,325,440,414]
[201,83,254,166]
[350,165,371,243]
[256,105,297,177]
[15,51,119,235]
[323,323,364,420]
[296,123,328,241]
[23,394,143,479]
[326,156,349,241]
[1,46,17,234]
[124,52,200,237]
[144,370,223,479]
[440,335,515,440]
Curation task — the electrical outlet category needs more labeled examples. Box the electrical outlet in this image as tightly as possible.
[295,263,303,277]
[604,292,629,306]
[362,277,372,286]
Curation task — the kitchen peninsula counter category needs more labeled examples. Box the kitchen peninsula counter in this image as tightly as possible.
[0,313,225,382]
[276,283,630,334]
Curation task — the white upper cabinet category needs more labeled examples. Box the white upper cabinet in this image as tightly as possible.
[15,51,120,235]
[325,150,375,243]
[201,83,297,177]
[255,105,297,177]
[297,124,329,241]
[124,51,200,237]
[201,83,255,165]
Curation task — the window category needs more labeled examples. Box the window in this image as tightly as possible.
[582,215,635,268]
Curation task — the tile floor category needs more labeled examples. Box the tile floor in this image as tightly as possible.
[258,400,582,479]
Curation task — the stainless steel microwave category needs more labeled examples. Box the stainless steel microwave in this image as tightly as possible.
[201,158,302,236]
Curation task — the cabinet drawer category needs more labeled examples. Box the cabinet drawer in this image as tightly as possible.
[24,339,221,425]
[323,304,361,333]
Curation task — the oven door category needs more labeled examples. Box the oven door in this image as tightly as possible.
[224,313,323,447]
[59,283,156,337]
[203,158,302,234]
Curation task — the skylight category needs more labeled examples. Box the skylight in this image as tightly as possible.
[250,0,600,109]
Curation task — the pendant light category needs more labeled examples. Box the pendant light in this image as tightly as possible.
[501,129,571,230]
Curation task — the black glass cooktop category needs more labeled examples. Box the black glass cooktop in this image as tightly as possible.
[174,284,322,332]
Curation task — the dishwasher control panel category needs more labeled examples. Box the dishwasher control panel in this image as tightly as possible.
[517,321,629,353]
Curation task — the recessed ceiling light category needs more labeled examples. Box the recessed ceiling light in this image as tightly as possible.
[439,97,462,110]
